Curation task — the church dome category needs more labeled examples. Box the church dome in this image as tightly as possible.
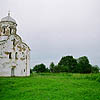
[1,12,16,24]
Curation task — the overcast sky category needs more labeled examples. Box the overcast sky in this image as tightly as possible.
[0,0,100,67]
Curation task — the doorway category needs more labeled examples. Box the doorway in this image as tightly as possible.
[11,67,15,76]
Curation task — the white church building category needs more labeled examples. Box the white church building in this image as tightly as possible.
[0,13,30,76]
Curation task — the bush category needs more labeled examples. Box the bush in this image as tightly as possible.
[33,64,48,73]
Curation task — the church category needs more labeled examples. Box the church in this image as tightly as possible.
[0,13,30,76]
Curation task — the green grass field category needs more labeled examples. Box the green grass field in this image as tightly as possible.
[0,73,100,100]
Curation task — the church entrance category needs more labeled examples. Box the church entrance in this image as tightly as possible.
[11,66,16,76]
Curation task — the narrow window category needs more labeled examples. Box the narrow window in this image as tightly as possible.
[15,52,18,59]
[22,52,25,57]
[10,28,12,34]
[3,28,5,33]
[13,39,15,46]
[9,52,12,59]
[24,69,25,72]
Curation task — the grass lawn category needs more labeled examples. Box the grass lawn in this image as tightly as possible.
[0,73,100,100]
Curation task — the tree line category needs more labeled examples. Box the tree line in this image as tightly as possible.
[31,56,100,73]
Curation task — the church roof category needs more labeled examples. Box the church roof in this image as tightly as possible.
[1,12,16,24]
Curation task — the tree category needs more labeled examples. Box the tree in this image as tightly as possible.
[58,56,77,72]
[33,64,47,73]
[50,62,55,72]
[77,56,92,73]
[91,65,99,73]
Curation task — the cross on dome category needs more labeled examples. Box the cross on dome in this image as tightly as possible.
[8,11,10,16]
